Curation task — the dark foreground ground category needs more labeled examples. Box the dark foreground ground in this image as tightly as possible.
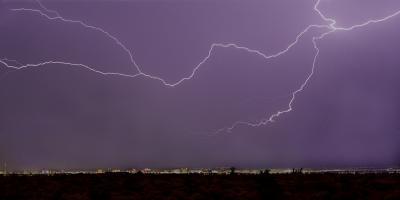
[1,173,400,200]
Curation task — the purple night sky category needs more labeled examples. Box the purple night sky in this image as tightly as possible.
[0,0,399,170]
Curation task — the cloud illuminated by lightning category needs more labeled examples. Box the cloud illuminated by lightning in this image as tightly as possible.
[1,0,400,133]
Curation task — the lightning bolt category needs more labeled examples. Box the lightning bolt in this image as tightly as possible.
[0,57,24,67]
[218,1,400,133]
[1,0,400,134]
[6,3,326,87]
[36,0,61,18]
[217,1,400,133]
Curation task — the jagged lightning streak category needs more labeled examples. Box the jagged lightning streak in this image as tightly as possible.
[216,0,400,133]
[0,58,24,67]
[5,1,327,87]
[2,0,400,133]
[0,58,23,81]
[36,0,61,18]
[218,30,335,133]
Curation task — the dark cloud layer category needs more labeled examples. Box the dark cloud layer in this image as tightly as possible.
[0,0,399,170]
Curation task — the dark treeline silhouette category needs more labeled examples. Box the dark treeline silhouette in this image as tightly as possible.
[0,173,400,199]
